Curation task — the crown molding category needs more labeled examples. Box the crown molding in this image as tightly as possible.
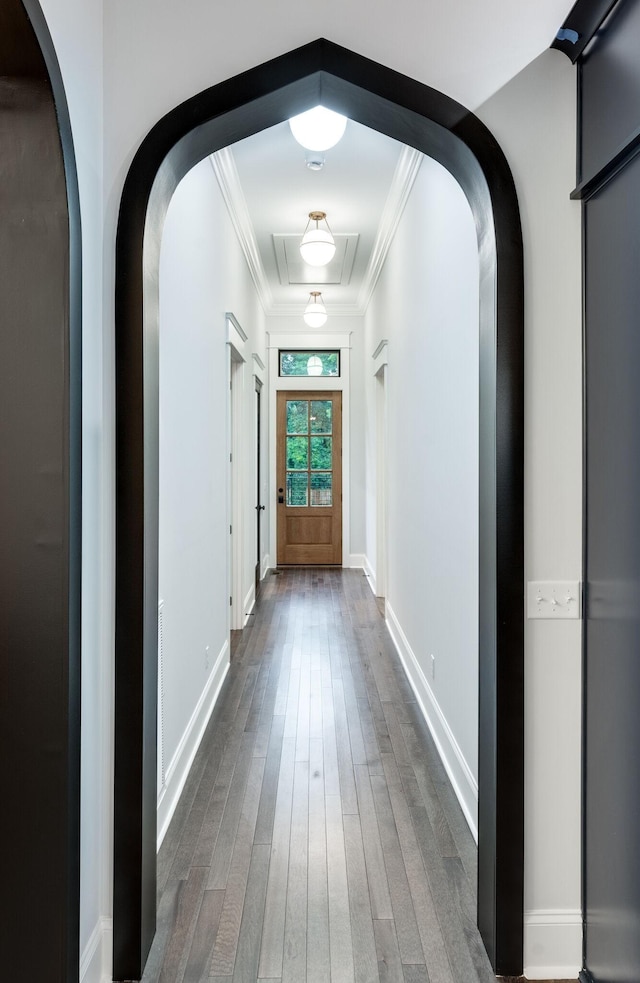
[212,144,422,318]
[209,150,273,311]
[357,146,423,311]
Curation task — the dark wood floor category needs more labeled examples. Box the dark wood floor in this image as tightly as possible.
[142,567,496,983]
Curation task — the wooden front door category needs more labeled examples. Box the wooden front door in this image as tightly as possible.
[277,391,342,565]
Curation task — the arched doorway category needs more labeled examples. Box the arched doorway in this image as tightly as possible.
[1,0,82,979]
[114,38,524,981]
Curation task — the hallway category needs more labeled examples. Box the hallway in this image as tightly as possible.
[143,568,495,983]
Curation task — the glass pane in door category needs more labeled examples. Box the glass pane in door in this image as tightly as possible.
[287,435,308,470]
[287,400,308,433]
[287,472,308,506]
[310,436,332,470]
[310,400,332,433]
[311,472,332,506]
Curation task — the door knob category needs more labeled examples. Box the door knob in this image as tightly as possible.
[255,504,265,511]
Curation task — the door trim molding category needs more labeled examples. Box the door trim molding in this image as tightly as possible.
[275,389,343,565]
[114,38,523,978]
[374,363,388,599]
[268,334,351,573]
[228,349,246,630]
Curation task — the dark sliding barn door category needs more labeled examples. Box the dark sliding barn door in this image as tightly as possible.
[583,156,640,983]
[578,2,640,979]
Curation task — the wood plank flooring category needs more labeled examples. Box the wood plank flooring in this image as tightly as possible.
[143,567,495,983]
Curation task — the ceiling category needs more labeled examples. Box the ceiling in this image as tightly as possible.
[211,114,423,319]
[209,0,572,325]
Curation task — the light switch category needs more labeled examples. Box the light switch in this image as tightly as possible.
[527,580,581,619]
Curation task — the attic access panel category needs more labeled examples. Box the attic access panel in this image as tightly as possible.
[273,232,359,284]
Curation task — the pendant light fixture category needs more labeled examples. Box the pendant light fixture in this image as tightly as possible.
[289,106,347,152]
[300,211,336,266]
[303,291,328,328]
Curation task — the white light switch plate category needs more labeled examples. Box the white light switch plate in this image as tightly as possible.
[527,581,581,619]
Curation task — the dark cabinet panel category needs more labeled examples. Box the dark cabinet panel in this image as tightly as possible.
[580,0,640,184]
[584,153,640,983]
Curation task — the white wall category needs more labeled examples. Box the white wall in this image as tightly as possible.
[158,158,266,839]
[478,49,583,979]
[364,156,480,830]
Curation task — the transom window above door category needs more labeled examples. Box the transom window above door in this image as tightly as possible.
[279,350,340,377]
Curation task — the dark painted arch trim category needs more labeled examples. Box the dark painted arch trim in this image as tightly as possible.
[552,0,622,61]
[1,1,82,980]
[114,37,523,980]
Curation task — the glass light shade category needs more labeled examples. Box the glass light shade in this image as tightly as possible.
[303,294,327,328]
[307,355,324,376]
[300,228,336,266]
[289,106,347,152]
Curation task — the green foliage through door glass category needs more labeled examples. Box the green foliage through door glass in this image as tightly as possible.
[286,436,308,470]
[311,436,332,470]
[286,400,308,433]
[310,400,332,433]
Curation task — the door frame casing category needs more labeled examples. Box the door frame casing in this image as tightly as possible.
[254,374,264,590]
[268,332,352,570]
[253,353,268,579]
[226,312,249,629]
[113,39,524,979]
[373,341,389,597]
[276,388,343,565]
[228,351,245,629]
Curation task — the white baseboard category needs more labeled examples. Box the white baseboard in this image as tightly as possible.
[80,917,112,983]
[385,600,478,840]
[261,553,271,579]
[243,582,256,625]
[347,553,366,569]
[362,554,377,596]
[157,640,230,846]
[523,908,582,980]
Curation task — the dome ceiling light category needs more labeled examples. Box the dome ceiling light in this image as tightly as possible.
[289,106,347,152]
[303,291,328,328]
[299,211,336,266]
